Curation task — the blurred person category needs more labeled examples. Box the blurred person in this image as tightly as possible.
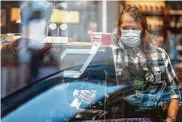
[20,1,97,118]
[1,1,83,120]
[19,1,59,82]
[1,1,60,95]
[20,0,96,116]
[111,7,181,122]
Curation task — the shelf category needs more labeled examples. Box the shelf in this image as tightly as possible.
[144,10,182,16]
[144,12,163,16]
[169,10,182,15]
[167,26,182,29]
[166,27,182,33]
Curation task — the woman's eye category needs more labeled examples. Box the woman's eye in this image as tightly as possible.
[121,27,128,30]
[121,27,138,30]
[132,28,139,30]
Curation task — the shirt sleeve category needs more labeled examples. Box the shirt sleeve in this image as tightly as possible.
[164,52,181,100]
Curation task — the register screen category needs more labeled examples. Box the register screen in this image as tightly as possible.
[61,53,90,71]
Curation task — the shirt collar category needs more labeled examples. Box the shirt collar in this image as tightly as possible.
[118,40,142,57]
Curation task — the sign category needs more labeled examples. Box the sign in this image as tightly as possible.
[90,32,112,46]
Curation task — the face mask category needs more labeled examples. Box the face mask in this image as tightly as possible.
[28,19,47,49]
[120,29,141,47]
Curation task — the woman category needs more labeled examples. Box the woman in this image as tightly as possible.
[110,6,181,122]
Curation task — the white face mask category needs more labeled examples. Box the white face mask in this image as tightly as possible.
[120,29,141,48]
[28,19,47,49]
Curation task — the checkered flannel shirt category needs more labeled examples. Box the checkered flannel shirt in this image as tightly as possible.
[111,29,181,108]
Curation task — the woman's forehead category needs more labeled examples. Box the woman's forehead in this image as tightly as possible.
[120,13,142,29]
[121,13,136,23]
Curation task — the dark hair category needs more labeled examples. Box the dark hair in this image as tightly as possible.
[115,6,153,51]
[20,1,53,25]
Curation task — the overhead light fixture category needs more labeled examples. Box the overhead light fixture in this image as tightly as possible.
[60,23,68,31]
[49,23,57,30]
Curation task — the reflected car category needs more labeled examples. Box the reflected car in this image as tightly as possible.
[1,44,182,122]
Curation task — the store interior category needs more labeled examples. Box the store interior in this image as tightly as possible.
[1,0,182,97]
[1,1,182,57]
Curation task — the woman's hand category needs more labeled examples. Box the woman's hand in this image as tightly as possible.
[78,90,96,104]
[73,89,96,104]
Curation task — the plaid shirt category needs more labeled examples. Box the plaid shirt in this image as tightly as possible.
[112,29,181,109]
